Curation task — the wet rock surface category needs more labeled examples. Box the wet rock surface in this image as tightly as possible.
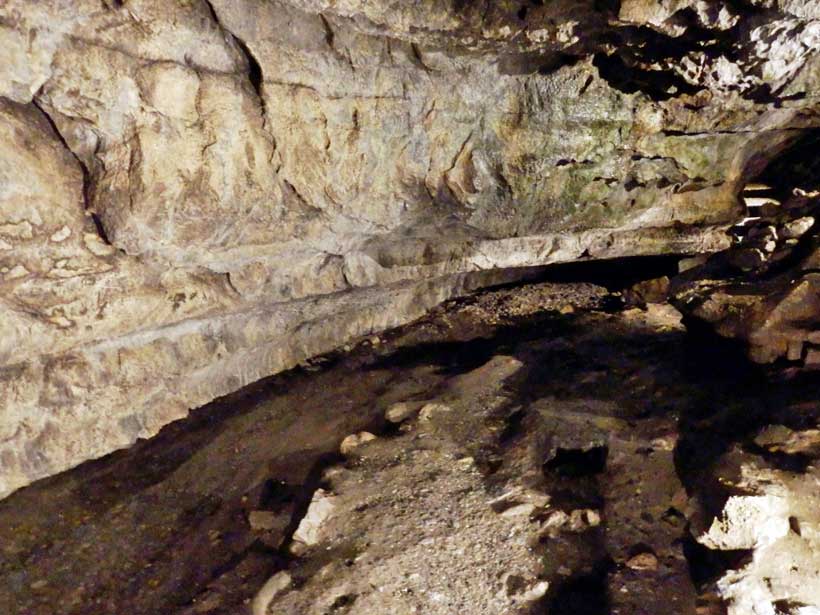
[1,277,818,614]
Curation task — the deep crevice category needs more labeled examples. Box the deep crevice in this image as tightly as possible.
[536,253,683,292]
[31,98,113,246]
[234,37,264,100]
[203,0,265,103]
[593,51,701,101]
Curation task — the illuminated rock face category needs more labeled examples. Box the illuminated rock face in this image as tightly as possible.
[0,0,819,498]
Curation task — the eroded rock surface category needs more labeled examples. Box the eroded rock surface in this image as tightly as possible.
[2,0,820,495]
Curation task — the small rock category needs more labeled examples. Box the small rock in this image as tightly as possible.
[649,434,676,451]
[782,216,814,239]
[290,489,336,554]
[252,571,292,615]
[248,510,279,531]
[500,503,536,518]
[489,487,550,513]
[624,276,670,306]
[385,401,422,423]
[83,232,117,256]
[568,508,601,531]
[501,575,549,603]
[339,432,377,455]
[456,456,475,470]
[671,488,689,512]
[5,264,28,280]
[754,424,794,450]
[755,424,820,455]
[520,580,550,602]
[626,552,658,571]
[585,509,602,527]
[49,225,71,242]
[419,402,452,421]
[559,304,575,314]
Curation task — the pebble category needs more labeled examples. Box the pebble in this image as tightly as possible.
[340,432,377,455]
[626,552,658,571]
[540,510,569,537]
[385,401,422,423]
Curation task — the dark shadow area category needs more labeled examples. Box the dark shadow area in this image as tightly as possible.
[681,534,753,591]
[592,7,785,104]
[593,15,734,101]
[544,446,608,478]
[593,51,700,101]
[541,560,613,615]
[535,254,682,291]
[753,129,820,200]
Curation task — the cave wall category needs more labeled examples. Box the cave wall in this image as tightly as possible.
[0,0,819,498]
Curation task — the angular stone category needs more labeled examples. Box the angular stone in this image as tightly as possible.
[290,489,337,555]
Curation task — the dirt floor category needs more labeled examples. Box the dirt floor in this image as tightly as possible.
[1,277,819,615]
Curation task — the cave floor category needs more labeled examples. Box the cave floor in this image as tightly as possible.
[1,280,818,615]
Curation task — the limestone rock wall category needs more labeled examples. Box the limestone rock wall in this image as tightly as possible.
[1,0,819,497]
